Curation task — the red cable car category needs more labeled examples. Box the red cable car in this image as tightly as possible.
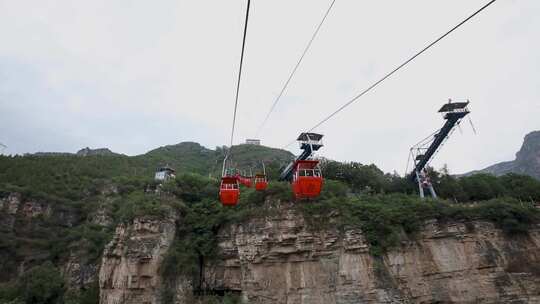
[254,173,268,191]
[235,172,252,188]
[240,176,253,188]
[219,176,240,206]
[292,160,323,199]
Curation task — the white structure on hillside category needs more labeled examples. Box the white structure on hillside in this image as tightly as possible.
[154,166,176,182]
[245,139,261,145]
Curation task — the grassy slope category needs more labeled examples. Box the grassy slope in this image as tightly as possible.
[1,142,539,303]
[0,142,294,198]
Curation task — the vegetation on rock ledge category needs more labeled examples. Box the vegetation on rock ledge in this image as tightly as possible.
[1,144,540,303]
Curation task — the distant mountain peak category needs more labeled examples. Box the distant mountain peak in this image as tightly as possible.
[76,147,117,157]
[516,131,540,162]
[466,130,540,179]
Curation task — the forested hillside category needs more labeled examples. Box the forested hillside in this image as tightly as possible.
[0,142,294,200]
[1,142,540,303]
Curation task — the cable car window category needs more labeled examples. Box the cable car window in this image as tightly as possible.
[299,170,306,177]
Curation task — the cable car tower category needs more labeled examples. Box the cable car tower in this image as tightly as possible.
[408,100,471,199]
[280,133,324,199]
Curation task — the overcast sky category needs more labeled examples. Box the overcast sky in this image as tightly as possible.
[0,0,538,175]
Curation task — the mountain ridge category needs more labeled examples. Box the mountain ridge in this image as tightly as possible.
[465,130,540,179]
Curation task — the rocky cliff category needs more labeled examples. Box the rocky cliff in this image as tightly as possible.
[468,131,540,179]
[77,147,119,157]
[30,147,119,157]
[99,216,177,304]
[99,201,540,304]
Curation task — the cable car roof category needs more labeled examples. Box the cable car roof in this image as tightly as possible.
[297,132,324,141]
[438,101,469,113]
[156,166,176,173]
[221,176,239,183]
[294,159,320,169]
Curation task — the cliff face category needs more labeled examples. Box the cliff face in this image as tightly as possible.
[100,202,540,304]
[204,203,540,303]
[99,216,177,304]
[469,130,540,179]
[0,192,81,281]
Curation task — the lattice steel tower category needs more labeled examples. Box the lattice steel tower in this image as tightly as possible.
[408,100,471,198]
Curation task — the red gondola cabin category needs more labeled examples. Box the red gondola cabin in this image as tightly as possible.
[219,176,240,206]
[292,160,323,199]
[240,176,252,188]
[254,174,268,191]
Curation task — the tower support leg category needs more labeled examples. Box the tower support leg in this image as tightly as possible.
[415,171,425,199]
[418,181,425,199]
[416,170,438,199]
[428,184,437,199]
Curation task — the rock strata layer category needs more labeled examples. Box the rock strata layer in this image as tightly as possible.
[99,203,540,304]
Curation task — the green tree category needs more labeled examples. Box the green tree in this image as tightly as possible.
[499,173,540,201]
[322,161,387,193]
[19,262,64,304]
[459,174,505,201]
[432,166,468,202]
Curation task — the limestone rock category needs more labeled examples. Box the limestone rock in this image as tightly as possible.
[4,192,22,215]
[201,203,540,304]
[467,130,540,179]
[99,216,177,304]
[63,253,99,290]
[21,200,50,218]
[77,147,118,157]
[97,202,540,304]
[0,193,22,229]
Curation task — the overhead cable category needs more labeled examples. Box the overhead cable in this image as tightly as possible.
[229,0,252,149]
[255,0,337,138]
[283,0,497,148]
[223,0,252,176]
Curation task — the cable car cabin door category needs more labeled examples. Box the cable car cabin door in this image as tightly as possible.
[292,160,323,199]
[220,177,240,206]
